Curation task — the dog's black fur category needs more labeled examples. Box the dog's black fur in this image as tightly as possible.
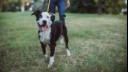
[32,11,69,57]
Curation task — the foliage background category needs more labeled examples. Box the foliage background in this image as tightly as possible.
[0,0,127,14]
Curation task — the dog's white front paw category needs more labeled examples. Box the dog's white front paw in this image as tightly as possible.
[66,49,71,56]
[48,63,53,68]
[48,56,54,68]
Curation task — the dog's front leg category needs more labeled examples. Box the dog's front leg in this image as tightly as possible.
[48,43,56,68]
[40,42,48,60]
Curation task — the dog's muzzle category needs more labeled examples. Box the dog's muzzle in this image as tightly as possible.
[39,20,48,32]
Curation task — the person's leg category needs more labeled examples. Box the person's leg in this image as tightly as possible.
[49,0,56,22]
[57,0,66,44]
[58,0,66,24]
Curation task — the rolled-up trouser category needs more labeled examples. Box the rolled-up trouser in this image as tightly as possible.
[49,0,66,24]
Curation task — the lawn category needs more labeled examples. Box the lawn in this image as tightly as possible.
[0,12,127,72]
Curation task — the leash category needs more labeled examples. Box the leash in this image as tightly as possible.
[47,0,50,12]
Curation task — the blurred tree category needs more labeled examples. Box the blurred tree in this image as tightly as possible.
[95,0,126,14]
[0,0,126,14]
[0,0,5,11]
[32,0,48,12]
[0,0,21,12]
[68,0,126,14]
[68,0,97,13]
[104,0,126,14]
[95,0,105,14]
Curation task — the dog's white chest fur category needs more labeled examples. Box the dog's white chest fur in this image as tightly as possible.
[39,28,51,44]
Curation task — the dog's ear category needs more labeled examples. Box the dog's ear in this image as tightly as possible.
[51,15,55,22]
[31,10,41,16]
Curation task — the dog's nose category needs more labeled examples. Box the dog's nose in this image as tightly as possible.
[43,20,47,24]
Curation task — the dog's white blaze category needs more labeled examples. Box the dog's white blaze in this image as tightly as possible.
[48,56,54,68]
[39,28,51,44]
[66,49,71,56]
[42,12,52,27]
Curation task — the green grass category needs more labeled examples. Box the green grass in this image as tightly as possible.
[0,12,127,72]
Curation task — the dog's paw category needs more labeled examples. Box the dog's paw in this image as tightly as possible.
[66,49,71,56]
[43,54,48,61]
[59,37,65,44]
[48,56,54,68]
[67,52,71,56]
[48,64,53,68]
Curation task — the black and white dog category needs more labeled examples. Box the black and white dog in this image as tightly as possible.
[32,11,71,68]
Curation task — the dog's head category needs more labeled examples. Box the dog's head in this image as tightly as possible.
[32,11,55,32]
